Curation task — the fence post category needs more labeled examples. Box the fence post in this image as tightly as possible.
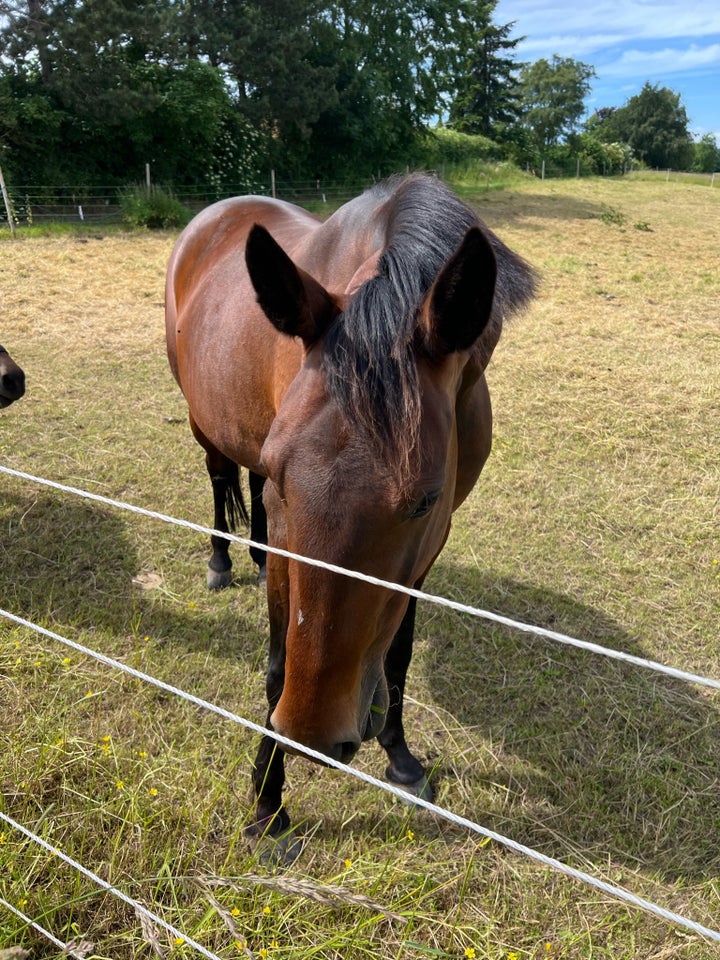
[0,165,16,238]
[541,160,545,181]
[145,163,151,189]
[271,169,276,199]
[576,157,580,178]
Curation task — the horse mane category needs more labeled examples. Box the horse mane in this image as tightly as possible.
[323,173,537,481]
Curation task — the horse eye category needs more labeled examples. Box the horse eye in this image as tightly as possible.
[408,491,440,519]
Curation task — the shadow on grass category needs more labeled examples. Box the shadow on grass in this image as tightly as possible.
[5,490,717,884]
[468,189,607,229]
[421,564,720,883]
[0,490,265,663]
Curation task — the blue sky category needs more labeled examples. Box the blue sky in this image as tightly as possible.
[493,0,720,139]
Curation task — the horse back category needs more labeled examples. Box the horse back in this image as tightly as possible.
[165,197,321,470]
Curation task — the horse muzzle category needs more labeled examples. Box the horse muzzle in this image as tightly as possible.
[271,673,389,766]
[0,376,25,407]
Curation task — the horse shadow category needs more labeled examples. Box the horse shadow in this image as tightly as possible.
[474,190,607,230]
[0,489,264,664]
[419,563,720,884]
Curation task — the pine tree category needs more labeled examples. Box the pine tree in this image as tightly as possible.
[448,15,525,139]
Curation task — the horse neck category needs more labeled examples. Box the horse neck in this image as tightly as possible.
[293,192,392,290]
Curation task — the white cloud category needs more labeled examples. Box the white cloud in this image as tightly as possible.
[495,0,720,48]
[493,0,720,135]
[600,42,720,77]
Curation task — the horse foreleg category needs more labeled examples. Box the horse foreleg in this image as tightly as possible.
[245,546,301,864]
[249,471,268,584]
[378,596,434,801]
[206,457,240,590]
[189,418,249,590]
[246,728,295,850]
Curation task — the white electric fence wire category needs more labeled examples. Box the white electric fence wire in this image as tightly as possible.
[3,608,720,945]
[0,893,76,956]
[0,811,225,960]
[2,464,720,692]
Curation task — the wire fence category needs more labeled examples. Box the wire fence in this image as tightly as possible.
[1,168,715,229]
[2,462,720,954]
[0,176,379,227]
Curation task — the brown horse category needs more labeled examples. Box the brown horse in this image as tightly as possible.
[165,174,535,857]
[0,344,25,408]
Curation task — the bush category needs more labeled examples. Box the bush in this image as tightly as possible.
[119,184,191,229]
[422,126,499,168]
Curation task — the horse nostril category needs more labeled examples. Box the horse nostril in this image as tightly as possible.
[337,740,360,764]
[2,373,24,398]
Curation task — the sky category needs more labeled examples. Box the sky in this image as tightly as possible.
[493,0,720,140]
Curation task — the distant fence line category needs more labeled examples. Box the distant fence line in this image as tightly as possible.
[0,168,716,229]
[0,174,376,227]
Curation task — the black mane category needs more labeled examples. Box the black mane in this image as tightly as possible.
[323,174,536,479]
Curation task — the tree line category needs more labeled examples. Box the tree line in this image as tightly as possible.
[0,0,718,192]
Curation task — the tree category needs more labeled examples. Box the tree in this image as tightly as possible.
[0,0,172,117]
[174,0,338,168]
[298,3,435,177]
[691,133,718,173]
[518,54,595,153]
[0,0,251,184]
[447,11,524,139]
[283,1,495,178]
[0,0,542,184]
[592,83,693,170]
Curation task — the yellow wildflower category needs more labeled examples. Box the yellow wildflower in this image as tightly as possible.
[262,905,271,915]
[464,949,476,959]
[115,780,124,790]
[231,907,240,917]
[149,787,158,797]
[344,858,352,868]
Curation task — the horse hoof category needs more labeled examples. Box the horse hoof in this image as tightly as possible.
[387,773,434,804]
[207,567,233,591]
[246,827,303,867]
[257,564,267,587]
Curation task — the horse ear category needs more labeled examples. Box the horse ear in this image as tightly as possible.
[245,224,339,342]
[422,227,497,357]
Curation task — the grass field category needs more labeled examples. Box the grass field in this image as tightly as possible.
[1,174,719,959]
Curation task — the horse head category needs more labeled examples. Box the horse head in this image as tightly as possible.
[0,345,26,408]
[244,223,497,763]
